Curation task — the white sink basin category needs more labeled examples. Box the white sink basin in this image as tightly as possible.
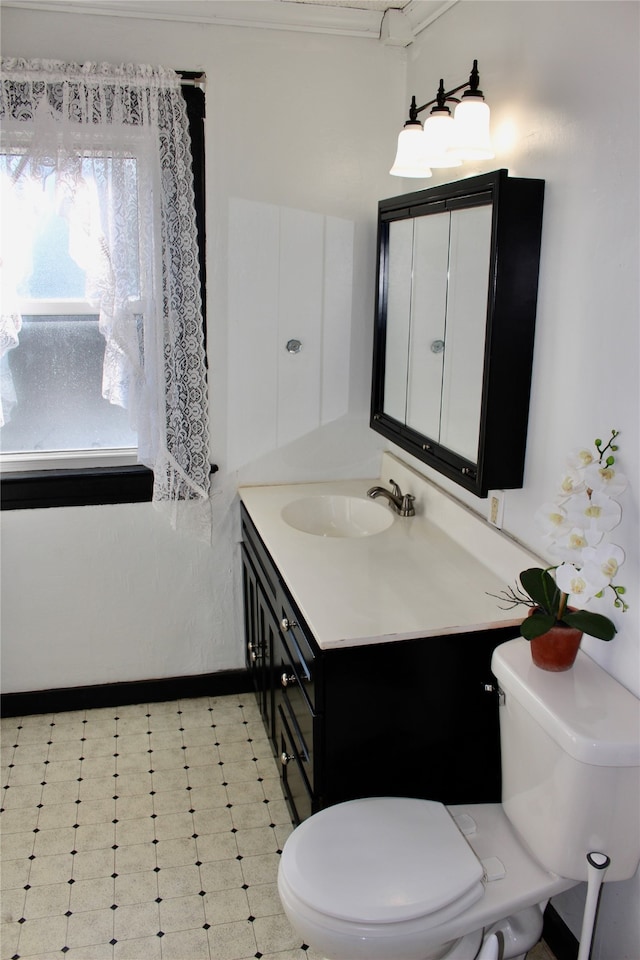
[281,495,393,538]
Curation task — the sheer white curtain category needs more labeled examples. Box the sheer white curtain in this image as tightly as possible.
[0,59,210,513]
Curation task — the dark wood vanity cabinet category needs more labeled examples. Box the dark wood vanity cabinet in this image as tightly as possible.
[242,504,517,825]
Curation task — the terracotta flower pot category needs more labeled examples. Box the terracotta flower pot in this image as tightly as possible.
[529,622,583,671]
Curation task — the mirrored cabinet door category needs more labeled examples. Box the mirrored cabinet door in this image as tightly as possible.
[404,212,449,443]
[383,218,414,423]
[438,204,492,462]
[371,170,545,498]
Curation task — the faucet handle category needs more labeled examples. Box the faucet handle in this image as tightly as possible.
[389,479,402,498]
[400,493,415,517]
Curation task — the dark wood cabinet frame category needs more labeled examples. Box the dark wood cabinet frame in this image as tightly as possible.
[371,169,545,498]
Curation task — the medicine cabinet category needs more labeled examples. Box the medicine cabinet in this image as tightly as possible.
[370,169,545,497]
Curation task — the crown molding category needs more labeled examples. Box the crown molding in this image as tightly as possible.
[404,0,457,37]
[1,0,382,38]
[1,0,457,40]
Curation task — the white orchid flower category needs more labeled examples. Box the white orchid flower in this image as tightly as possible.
[534,502,569,543]
[581,543,625,590]
[584,462,628,497]
[549,526,593,562]
[566,490,622,534]
[567,448,596,470]
[557,466,586,499]
[555,562,603,605]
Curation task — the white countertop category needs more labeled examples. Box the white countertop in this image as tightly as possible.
[239,453,542,651]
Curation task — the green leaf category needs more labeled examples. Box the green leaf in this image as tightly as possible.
[519,568,561,615]
[520,612,557,640]
[563,610,616,641]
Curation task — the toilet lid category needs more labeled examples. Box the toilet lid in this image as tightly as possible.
[281,797,485,924]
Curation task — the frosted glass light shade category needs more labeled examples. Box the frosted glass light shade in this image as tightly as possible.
[389,124,432,178]
[450,96,494,160]
[422,113,462,168]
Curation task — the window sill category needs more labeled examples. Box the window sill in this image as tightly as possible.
[1,465,154,510]
[1,463,219,510]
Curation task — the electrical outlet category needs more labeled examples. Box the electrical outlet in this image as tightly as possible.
[488,490,504,528]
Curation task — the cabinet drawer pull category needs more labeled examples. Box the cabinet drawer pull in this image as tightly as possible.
[280,617,298,632]
[281,672,298,688]
[280,751,297,766]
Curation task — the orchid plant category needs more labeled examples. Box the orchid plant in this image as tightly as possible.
[495,430,628,642]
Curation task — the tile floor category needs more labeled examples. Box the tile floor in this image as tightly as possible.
[1,694,324,960]
[1,693,557,960]
[527,942,558,960]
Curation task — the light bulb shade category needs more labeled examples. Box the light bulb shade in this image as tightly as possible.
[389,124,432,178]
[450,96,494,161]
[422,112,462,168]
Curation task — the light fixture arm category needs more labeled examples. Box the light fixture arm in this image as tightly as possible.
[411,59,483,117]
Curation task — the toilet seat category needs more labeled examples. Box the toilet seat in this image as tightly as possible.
[280,797,485,926]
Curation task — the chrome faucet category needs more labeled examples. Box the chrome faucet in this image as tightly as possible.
[366,479,415,517]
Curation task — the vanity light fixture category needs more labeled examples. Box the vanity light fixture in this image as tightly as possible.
[390,59,494,178]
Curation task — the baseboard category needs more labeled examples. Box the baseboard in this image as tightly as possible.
[543,903,579,960]
[1,669,253,718]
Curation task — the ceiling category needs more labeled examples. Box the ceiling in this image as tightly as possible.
[1,0,457,43]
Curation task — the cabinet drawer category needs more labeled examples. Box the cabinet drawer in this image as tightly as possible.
[277,703,313,824]
[277,607,315,713]
[276,627,315,718]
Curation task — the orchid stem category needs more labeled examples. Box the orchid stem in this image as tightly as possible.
[557,592,568,621]
[596,429,619,463]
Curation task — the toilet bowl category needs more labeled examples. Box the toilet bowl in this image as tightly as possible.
[278,797,572,960]
[277,639,640,960]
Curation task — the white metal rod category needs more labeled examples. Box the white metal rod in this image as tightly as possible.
[577,852,611,960]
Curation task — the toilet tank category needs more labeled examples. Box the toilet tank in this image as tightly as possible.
[492,638,640,882]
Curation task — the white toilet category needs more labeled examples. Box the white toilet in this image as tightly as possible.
[278,638,640,960]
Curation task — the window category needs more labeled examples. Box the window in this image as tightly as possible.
[1,160,139,464]
[0,67,208,510]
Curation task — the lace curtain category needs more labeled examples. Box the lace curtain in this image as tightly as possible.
[0,59,210,513]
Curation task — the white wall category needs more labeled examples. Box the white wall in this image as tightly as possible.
[0,4,398,690]
[1,4,638,955]
[398,4,639,956]
[398,0,640,702]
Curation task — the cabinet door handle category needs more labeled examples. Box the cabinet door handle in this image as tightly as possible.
[281,672,298,688]
[280,617,298,632]
[483,682,505,705]
[280,751,297,766]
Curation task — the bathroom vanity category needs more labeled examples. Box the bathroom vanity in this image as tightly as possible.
[240,454,541,824]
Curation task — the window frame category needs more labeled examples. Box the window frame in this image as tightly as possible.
[1,71,210,510]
